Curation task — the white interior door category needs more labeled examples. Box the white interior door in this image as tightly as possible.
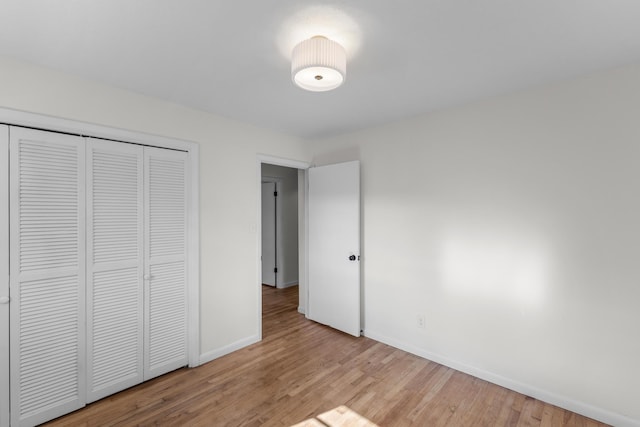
[9,127,86,427]
[0,125,9,427]
[261,181,277,287]
[144,147,188,380]
[308,161,361,337]
[86,138,144,403]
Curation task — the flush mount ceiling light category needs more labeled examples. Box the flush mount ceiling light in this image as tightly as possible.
[291,36,346,92]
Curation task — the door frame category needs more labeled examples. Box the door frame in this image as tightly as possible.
[256,155,310,340]
[0,108,201,372]
[0,125,9,427]
[261,177,282,287]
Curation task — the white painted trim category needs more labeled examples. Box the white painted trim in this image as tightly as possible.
[0,107,201,371]
[0,125,9,427]
[302,169,310,317]
[364,329,640,427]
[187,145,201,368]
[256,158,264,341]
[199,335,260,365]
[281,281,299,288]
[257,154,310,170]
[256,154,310,343]
[0,107,193,151]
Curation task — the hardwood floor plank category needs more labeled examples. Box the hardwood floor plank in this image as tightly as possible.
[44,285,609,427]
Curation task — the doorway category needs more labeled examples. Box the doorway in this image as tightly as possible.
[258,156,309,340]
[257,156,362,340]
[261,165,298,289]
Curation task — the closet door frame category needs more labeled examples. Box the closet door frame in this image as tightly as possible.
[0,125,9,427]
[0,108,201,374]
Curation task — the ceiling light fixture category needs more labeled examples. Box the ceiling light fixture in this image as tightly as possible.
[291,36,346,92]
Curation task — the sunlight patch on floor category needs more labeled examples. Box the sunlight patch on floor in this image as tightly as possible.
[291,405,379,427]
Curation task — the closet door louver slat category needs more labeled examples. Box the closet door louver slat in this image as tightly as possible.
[86,139,144,403]
[9,128,86,427]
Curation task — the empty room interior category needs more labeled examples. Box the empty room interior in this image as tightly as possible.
[1,1,639,426]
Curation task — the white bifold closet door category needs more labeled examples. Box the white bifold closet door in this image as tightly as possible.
[86,141,188,396]
[9,128,86,427]
[86,139,144,403]
[143,147,188,380]
[9,129,189,426]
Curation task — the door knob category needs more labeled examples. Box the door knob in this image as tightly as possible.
[348,255,356,261]
[0,296,9,304]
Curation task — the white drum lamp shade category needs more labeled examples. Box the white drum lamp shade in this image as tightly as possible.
[292,36,347,92]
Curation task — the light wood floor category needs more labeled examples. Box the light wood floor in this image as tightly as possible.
[45,285,608,426]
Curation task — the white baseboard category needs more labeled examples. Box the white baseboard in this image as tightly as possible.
[199,334,260,365]
[278,281,298,289]
[298,306,305,314]
[364,329,639,427]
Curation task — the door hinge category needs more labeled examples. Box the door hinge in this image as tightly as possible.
[274,267,278,273]
[274,191,278,197]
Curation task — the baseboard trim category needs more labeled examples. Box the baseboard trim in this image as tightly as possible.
[199,334,260,365]
[364,329,639,427]
[278,281,298,289]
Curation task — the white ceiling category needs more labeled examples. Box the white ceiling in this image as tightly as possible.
[1,1,639,138]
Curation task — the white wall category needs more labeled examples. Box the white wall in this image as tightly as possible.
[0,56,311,360]
[309,64,640,425]
[262,164,299,287]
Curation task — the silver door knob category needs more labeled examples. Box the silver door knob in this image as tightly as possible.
[0,296,9,304]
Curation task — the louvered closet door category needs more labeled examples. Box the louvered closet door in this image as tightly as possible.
[86,139,144,403]
[144,147,188,380]
[9,127,86,427]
